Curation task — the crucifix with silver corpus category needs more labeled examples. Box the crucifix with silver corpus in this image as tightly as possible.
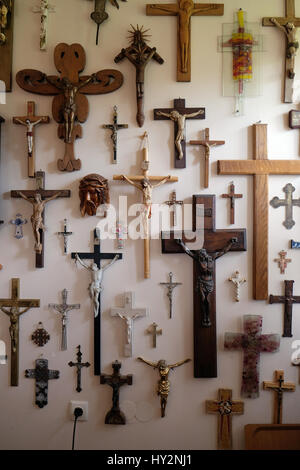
[49,288,80,350]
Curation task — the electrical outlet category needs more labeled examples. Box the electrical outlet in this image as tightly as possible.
[70,401,88,421]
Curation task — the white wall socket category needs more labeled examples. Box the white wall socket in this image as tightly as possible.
[70,401,88,421]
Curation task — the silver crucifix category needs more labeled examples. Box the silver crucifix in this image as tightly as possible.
[49,289,80,350]
[159,272,182,318]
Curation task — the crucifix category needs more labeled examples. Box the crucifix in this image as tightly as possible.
[159,272,182,318]
[114,221,128,250]
[10,214,27,239]
[146,322,162,348]
[146,1,224,82]
[270,183,300,229]
[164,191,183,228]
[274,250,292,274]
[263,370,296,424]
[86,0,128,45]
[71,228,122,375]
[0,278,40,386]
[103,105,128,164]
[269,280,300,337]
[11,171,71,268]
[154,98,205,169]
[57,218,73,254]
[110,292,148,357]
[263,0,300,102]
[32,0,55,51]
[206,389,244,450]
[221,182,243,225]
[190,128,225,188]
[100,360,133,425]
[48,288,80,350]
[224,315,280,398]
[218,123,300,300]
[0,340,7,364]
[162,194,247,378]
[228,270,246,302]
[16,43,123,172]
[68,345,90,393]
[25,358,59,408]
[13,102,50,178]
[0,0,14,92]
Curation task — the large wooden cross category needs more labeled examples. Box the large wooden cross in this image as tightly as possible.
[162,194,246,378]
[218,123,300,300]
[0,278,40,386]
[263,370,295,424]
[269,280,300,337]
[0,116,4,225]
[146,1,224,81]
[0,0,14,92]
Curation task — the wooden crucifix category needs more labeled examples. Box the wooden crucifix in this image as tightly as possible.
[263,370,295,424]
[68,345,90,393]
[49,289,80,350]
[274,250,292,274]
[146,322,162,348]
[262,0,300,103]
[221,182,243,225]
[13,102,50,178]
[32,0,55,51]
[270,183,300,229]
[16,43,123,172]
[25,358,59,408]
[0,278,40,386]
[57,218,73,255]
[162,194,247,378]
[0,115,5,225]
[269,280,300,337]
[71,228,122,375]
[206,389,244,450]
[0,0,14,92]
[154,98,205,169]
[164,191,183,228]
[146,1,224,82]
[103,105,128,164]
[11,171,71,268]
[190,128,225,188]
[159,272,182,318]
[86,0,128,45]
[218,123,300,300]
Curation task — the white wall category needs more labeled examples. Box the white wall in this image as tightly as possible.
[0,0,300,450]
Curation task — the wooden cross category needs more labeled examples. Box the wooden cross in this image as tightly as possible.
[269,280,300,337]
[16,42,123,172]
[146,1,224,82]
[103,105,128,164]
[228,270,246,302]
[270,183,300,229]
[110,292,148,357]
[68,345,90,393]
[48,288,80,350]
[274,250,292,274]
[154,98,205,168]
[100,360,133,425]
[162,194,247,378]
[32,0,55,51]
[206,389,244,450]
[218,123,300,300]
[263,370,296,424]
[0,0,14,92]
[221,182,243,225]
[0,278,40,386]
[190,128,225,188]
[25,358,59,408]
[146,322,162,348]
[57,218,73,254]
[11,171,71,268]
[159,271,182,318]
[71,228,122,375]
[13,102,50,178]
[164,191,183,227]
[0,116,4,224]
[224,315,280,398]
[262,0,300,103]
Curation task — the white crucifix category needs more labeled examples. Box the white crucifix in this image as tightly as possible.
[33,0,55,51]
[228,270,246,302]
[110,292,148,357]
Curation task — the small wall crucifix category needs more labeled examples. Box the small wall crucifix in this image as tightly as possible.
[263,370,295,424]
[103,105,128,164]
[269,279,300,337]
[10,214,27,239]
[87,0,128,45]
[68,345,90,393]
[0,116,4,225]
[274,250,292,274]
[164,191,183,228]
[159,272,182,318]
[270,183,300,229]
[32,0,55,51]
[57,218,73,254]
[25,358,59,408]
[221,182,243,225]
[49,289,80,350]
[228,270,246,302]
[146,322,162,348]
[0,0,14,92]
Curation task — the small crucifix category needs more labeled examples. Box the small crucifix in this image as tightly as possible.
[87,0,128,45]
[154,98,205,168]
[269,279,300,337]
[274,250,292,274]
[49,289,80,351]
[263,370,295,424]
[146,322,162,348]
[0,0,14,92]
[68,345,90,393]
[13,102,50,178]
[159,272,182,318]
[164,191,183,228]
[228,270,246,302]
[31,322,50,347]
[10,214,27,239]
[270,183,300,229]
[103,105,128,164]
[0,278,40,386]
[57,218,73,254]
[32,0,55,51]
[206,389,244,450]
[25,358,59,408]
[190,128,225,188]
[114,221,128,250]
[221,182,243,225]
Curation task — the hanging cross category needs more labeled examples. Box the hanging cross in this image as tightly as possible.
[49,288,80,351]
[190,128,225,188]
[25,358,59,408]
[10,214,27,239]
[162,194,247,378]
[269,279,300,337]
[291,239,300,248]
[114,221,128,250]
[0,116,4,225]
[262,0,300,103]
[31,322,50,347]
[263,370,295,424]
[146,322,162,348]
[154,98,205,168]
[32,0,55,51]
[57,218,73,254]
[71,228,122,375]
[103,105,128,164]
[218,123,300,300]
[274,250,292,274]
[206,389,244,450]
[146,1,224,81]
[11,171,71,268]
[13,101,50,178]
[159,272,182,318]
[0,0,14,92]
[270,183,300,229]
[100,360,133,425]
[86,0,128,45]
[0,278,40,386]
[0,340,7,364]
[221,182,243,225]
[224,315,280,398]
[110,292,148,357]
[68,345,90,393]
[228,270,246,302]
[164,191,183,228]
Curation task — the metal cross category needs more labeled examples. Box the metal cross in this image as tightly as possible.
[87,0,127,45]
[221,182,243,225]
[228,270,246,302]
[103,105,128,164]
[57,218,73,254]
[270,183,300,229]
[48,289,80,350]
[164,191,183,228]
[10,213,27,239]
[25,358,59,408]
[68,345,90,393]
[146,322,162,348]
[31,322,50,347]
[159,272,182,318]
[274,250,292,274]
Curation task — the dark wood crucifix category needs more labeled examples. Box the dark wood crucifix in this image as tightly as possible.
[25,358,59,408]
[270,183,300,229]
[269,280,300,337]
[86,0,128,45]
[0,0,14,92]
[11,171,71,268]
[161,194,247,378]
[114,25,164,128]
[103,105,128,164]
[0,278,40,386]
[154,98,205,169]
[221,182,243,225]
[68,345,90,393]
[57,218,73,255]
[263,370,295,424]
[0,115,5,225]
[16,42,123,172]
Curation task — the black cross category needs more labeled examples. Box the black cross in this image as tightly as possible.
[68,345,90,392]
[25,358,59,408]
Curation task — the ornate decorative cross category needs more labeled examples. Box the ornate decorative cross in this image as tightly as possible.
[32,0,55,50]
[269,280,300,337]
[146,322,162,348]
[103,105,128,164]
[31,322,50,347]
[270,183,300,229]
[263,370,295,424]
[228,270,246,302]
[25,358,59,408]
[68,345,90,393]
[86,0,128,45]
[49,288,80,350]
[57,218,73,254]
[10,214,27,239]
[274,250,292,274]
[164,191,183,227]
[221,182,243,225]
[159,272,182,318]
